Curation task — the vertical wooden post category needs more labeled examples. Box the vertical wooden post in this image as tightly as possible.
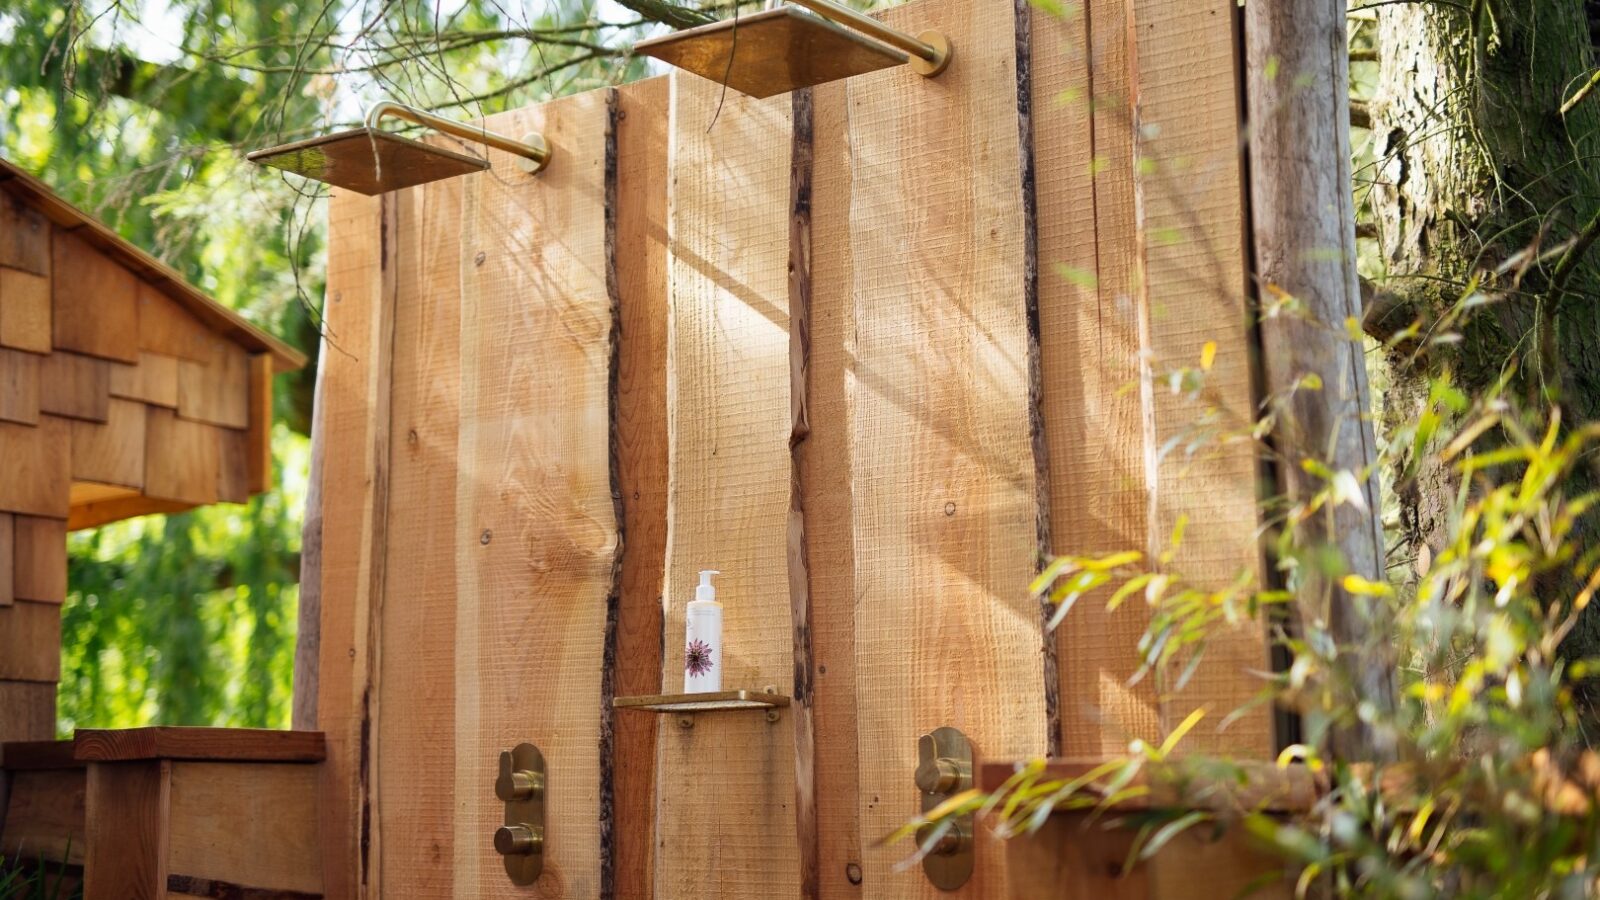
[1244,0,1392,759]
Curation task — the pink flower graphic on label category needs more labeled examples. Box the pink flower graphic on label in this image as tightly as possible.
[685,639,714,677]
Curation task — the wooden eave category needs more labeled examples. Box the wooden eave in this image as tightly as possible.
[0,157,306,373]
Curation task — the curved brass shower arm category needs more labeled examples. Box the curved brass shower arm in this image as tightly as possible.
[784,0,950,76]
[365,101,551,174]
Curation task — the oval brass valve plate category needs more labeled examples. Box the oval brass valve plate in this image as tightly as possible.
[497,742,546,886]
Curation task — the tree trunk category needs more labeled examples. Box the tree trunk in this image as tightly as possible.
[1368,2,1600,657]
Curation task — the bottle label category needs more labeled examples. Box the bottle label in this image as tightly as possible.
[685,639,715,677]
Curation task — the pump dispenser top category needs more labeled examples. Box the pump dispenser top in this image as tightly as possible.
[696,570,720,603]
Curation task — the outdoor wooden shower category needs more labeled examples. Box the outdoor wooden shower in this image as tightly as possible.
[304,0,1281,897]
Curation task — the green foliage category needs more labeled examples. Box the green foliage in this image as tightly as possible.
[0,857,80,900]
[58,428,309,731]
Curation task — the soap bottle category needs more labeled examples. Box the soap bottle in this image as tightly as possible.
[684,570,722,693]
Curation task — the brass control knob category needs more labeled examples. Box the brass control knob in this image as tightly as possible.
[495,824,544,857]
[915,733,963,794]
[496,767,545,802]
[916,822,969,857]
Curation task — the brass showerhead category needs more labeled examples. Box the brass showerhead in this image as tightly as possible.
[248,101,551,195]
[634,1,951,100]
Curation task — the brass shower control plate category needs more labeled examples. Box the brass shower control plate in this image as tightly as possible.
[917,726,974,891]
[494,742,546,886]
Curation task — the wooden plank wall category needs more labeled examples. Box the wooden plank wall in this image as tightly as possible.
[316,87,664,898]
[309,1,1274,896]
[451,92,616,899]
[653,76,801,899]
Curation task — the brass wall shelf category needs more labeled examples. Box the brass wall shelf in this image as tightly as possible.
[613,690,790,714]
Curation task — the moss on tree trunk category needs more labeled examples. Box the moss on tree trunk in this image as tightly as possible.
[1369,0,1600,663]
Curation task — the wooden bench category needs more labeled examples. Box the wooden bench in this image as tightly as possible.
[2,727,326,900]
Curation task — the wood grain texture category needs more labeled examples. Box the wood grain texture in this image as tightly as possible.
[372,145,458,899]
[1,768,86,865]
[165,761,323,895]
[310,188,391,900]
[808,77,863,900]
[0,190,51,276]
[109,352,181,408]
[1131,0,1272,756]
[73,728,326,763]
[0,162,302,372]
[0,600,62,681]
[0,416,69,517]
[787,87,821,900]
[610,76,671,900]
[1033,0,1165,756]
[68,496,192,531]
[72,397,147,488]
[654,72,799,900]
[0,739,78,769]
[838,1,1045,896]
[216,427,249,504]
[0,681,56,743]
[84,760,170,900]
[0,347,38,425]
[144,407,220,505]
[0,267,51,354]
[1245,0,1387,760]
[451,92,614,900]
[247,354,273,494]
[1003,811,1293,900]
[139,282,220,363]
[38,351,111,423]
[0,512,11,607]
[14,515,67,604]
[52,229,139,364]
[177,345,250,430]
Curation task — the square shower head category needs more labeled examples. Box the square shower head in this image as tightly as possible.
[247,128,489,195]
[634,7,908,99]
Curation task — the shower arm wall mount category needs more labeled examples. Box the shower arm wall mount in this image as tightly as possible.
[785,0,950,76]
[366,101,551,174]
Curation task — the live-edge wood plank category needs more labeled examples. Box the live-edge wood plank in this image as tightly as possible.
[374,143,458,898]
[654,72,800,900]
[313,188,391,900]
[809,76,864,900]
[611,75,671,900]
[1034,0,1166,757]
[842,1,1045,896]
[453,92,614,899]
[1132,0,1273,757]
